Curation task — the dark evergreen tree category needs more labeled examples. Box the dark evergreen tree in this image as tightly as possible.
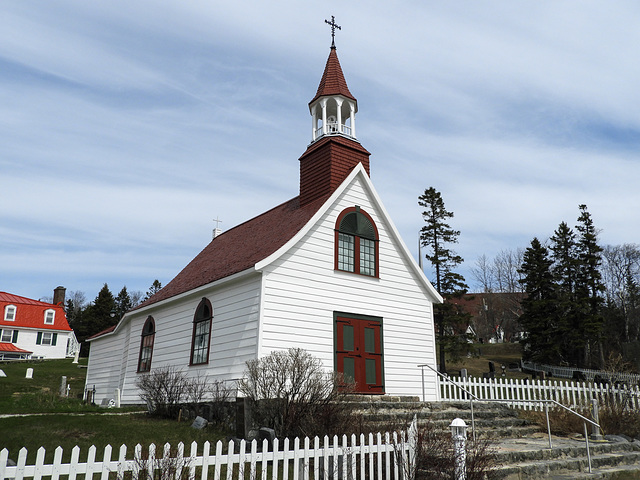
[575,204,605,367]
[518,238,560,362]
[144,279,163,300]
[84,284,117,336]
[115,286,133,320]
[418,187,470,373]
[549,221,579,364]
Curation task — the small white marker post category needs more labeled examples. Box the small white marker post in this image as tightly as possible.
[450,418,467,480]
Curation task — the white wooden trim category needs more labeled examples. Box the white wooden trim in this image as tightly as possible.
[255,163,442,304]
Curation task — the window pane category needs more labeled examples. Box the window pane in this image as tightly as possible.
[192,319,210,364]
[343,357,355,382]
[360,238,375,276]
[365,359,376,384]
[342,325,354,351]
[42,332,52,345]
[338,233,355,272]
[364,327,375,353]
[1,330,12,342]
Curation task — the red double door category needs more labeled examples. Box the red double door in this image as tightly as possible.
[336,316,383,394]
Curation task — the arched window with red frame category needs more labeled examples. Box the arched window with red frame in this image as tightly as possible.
[335,206,379,277]
[190,298,213,365]
[137,316,155,373]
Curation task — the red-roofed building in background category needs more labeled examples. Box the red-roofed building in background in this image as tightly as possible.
[85,32,442,406]
[0,287,79,360]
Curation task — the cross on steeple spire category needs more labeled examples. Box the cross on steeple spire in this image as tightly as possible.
[325,16,341,49]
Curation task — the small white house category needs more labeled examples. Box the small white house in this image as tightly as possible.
[85,41,442,405]
[0,287,78,360]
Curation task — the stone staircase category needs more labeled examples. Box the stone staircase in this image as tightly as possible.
[343,396,640,479]
[344,395,538,438]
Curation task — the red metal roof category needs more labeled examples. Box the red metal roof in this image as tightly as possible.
[0,292,72,332]
[309,48,356,105]
[0,343,32,354]
[136,194,329,310]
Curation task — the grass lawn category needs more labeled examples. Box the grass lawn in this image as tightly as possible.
[443,342,529,379]
[0,358,230,461]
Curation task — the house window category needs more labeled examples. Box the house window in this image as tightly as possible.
[4,305,16,321]
[36,331,57,346]
[190,298,213,365]
[44,309,55,325]
[335,207,379,277]
[137,316,155,373]
[1,329,17,343]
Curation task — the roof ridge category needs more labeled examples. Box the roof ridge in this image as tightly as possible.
[0,291,60,307]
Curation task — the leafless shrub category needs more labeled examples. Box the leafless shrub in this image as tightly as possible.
[136,366,189,418]
[184,372,210,405]
[206,379,235,429]
[118,443,191,480]
[237,348,356,438]
[394,420,499,480]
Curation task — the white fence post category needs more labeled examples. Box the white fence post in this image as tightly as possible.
[2,425,417,480]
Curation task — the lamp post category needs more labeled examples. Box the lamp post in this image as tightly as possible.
[450,418,467,480]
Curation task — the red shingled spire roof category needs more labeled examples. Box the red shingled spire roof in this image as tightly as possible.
[309,48,356,105]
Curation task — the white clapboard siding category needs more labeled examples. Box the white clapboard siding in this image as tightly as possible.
[260,175,438,399]
[437,376,640,410]
[87,273,262,406]
[1,422,416,480]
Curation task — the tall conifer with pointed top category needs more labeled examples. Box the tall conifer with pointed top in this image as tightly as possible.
[518,238,560,362]
[575,204,605,366]
[418,187,469,373]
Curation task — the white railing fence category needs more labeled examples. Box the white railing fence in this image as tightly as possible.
[438,376,640,410]
[1,420,417,480]
[521,360,640,385]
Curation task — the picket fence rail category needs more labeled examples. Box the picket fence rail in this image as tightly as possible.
[438,376,640,410]
[521,360,640,385]
[1,420,417,480]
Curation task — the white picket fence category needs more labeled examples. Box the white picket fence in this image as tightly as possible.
[1,420,417,480]
[438,376,640,410]
[521,360,640,385]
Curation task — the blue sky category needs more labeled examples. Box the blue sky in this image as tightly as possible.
[2,1,640,302]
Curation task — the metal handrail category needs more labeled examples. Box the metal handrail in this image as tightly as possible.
[418,363,601,473]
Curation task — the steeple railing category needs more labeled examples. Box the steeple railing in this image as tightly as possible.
[314,123,353,141]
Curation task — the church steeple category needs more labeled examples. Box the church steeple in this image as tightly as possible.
[299,18,370,207]
[308,47,358,143]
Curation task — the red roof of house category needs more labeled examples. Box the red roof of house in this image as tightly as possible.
[136,194,329,309]
[0,292,72,332]
[309,47,356,105]
[0,343,32,354]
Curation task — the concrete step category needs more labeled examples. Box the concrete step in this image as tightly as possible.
[492,435,640,479]
[345,399,538,439]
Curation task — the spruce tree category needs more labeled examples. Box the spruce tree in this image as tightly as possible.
[518,238,560,362]
[418,187,470,373]
[575,204,605,366]
[115,286,133,320]
[549,221,579,364]
[145,279,163,300]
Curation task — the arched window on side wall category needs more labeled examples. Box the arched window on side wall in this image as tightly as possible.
[335,206,379,277]
[137,316,155,373]
[190,298,213,365]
